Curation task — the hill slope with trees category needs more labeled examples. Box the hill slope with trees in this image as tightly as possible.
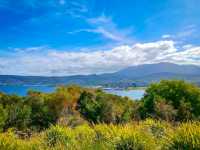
[0,80,200,149]
[1,63,200,87]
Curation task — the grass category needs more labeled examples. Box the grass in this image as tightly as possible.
[0,119,200,150]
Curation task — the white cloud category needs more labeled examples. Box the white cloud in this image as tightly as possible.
[69,27,124,41]
[182,44,193,49]
[69,14,134,43]
[161,24,198,41]
[176,25,196,39]
[1,40,200,76]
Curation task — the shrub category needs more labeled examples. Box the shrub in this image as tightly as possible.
[73,125,96,149]
[0,129,44,150]
[77,90,136,124]
[94,124,119,148]
[44,125,73,148]
[74,124,95,142]
[115,125,157,150]
[0,104,7,131]
[165,122,200,149]
[141,80,200,121]
[141,119,171,139]
[116,135,149,150]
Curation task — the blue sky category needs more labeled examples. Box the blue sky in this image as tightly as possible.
[0,0,200,76]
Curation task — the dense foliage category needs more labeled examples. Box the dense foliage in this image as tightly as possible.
[0,85,138,131]
[0,80,200,149]
[0,120,200,150]
[140,80,200,121]
[77,90,136,123]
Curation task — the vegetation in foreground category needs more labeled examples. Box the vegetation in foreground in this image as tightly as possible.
[0,120,200,150]
[0,80,200,149]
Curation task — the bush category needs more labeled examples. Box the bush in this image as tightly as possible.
[0,129,44,150]
[140,119,171,139]
[165,122,200,149]
[0,122,200,150]
[94,124,119,148]
[0,104,7,131]
[116,134,151,150]
[74,124,95,142]
[77,90,136,124]
[141,80,200,121]
[73,125,97,149]
[115,125,157,150]
[44,125,73,148]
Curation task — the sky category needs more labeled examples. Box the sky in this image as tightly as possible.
[0,0,200,76]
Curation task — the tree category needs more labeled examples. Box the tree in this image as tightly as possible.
[77,90,136,124]
[141,80,200,121]
[77,91,101,123]
[5,104,31,130]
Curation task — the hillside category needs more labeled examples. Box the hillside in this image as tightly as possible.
[1,62,200,87]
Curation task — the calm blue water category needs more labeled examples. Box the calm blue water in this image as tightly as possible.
[105,89,145,100]
[0,85,145,99]
[0,85,55,96]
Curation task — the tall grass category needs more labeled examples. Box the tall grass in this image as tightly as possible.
[165,122,200,149]
[0,120,200,150]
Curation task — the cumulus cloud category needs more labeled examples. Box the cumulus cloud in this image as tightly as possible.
[0,40,200,76]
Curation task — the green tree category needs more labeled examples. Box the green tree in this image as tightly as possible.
[77,91,101,123]
[77,90,136,124]
[5,104,31,130]
[141,80,200,121]
[26,92,53,130]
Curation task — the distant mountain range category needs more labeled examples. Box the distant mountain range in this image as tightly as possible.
[1,62,200,87]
